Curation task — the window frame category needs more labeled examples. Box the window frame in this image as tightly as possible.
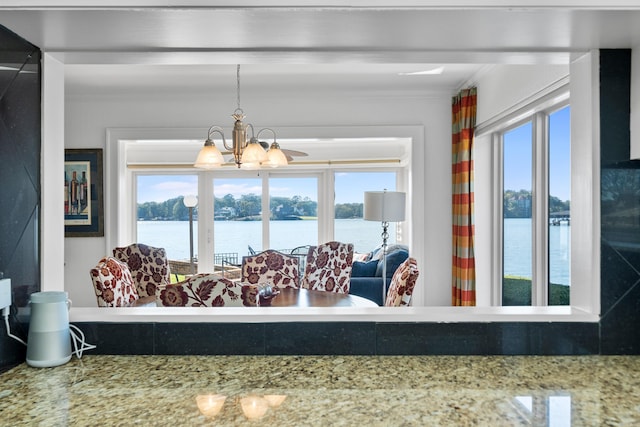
[478,87,570,307]
[128,162,407,275]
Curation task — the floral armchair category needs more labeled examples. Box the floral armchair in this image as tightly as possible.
[241,250,300,289]
[301,241,354,294]
[112,243,170,298]
[384,257,419,307]
[89,257,139,307]
[156,273,257,307]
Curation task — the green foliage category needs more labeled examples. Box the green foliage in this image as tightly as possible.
[334,203,363,219]
[502,276,570,306]
[138,194,371,221]
[138,196,186,221]
[503,189,570,218]
[139,194,322,221]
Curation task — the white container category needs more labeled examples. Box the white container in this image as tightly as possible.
[26,291,72,368]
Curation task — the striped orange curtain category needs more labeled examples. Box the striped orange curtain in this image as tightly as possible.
[451,87,477,306]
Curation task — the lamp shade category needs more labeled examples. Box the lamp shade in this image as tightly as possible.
[363,191,406,222]
[264,144,288,168]
[194,143,224,168]
[240,141,268,164]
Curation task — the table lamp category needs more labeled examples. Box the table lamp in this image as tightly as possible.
[364,190,406,305]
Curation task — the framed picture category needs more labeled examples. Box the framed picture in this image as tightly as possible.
[64,149,104,237]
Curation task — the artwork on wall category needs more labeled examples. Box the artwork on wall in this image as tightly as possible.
[64,149,104,237]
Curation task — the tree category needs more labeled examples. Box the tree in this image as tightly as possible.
[503,189,569,218]
[297,197,318,217]
[335,203,362,219]
[237,194,261,218]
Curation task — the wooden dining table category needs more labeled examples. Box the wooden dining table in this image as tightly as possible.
[263,287,379,308]
[130,286,379,308]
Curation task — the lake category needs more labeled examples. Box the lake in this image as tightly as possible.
[137,218,396,259]
[138,217,570,286]
[503,218,570,286]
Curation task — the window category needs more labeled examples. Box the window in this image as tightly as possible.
[213,176,263,261]
[269,176,318,252]
[547,106,571,305]
[117,128,421,306]
[131,166,405,276]
[334,171,399,253]
[496,102,570,306]
[502,121,533,305]
[136,174,198,263]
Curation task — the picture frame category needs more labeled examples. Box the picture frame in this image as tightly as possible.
[64,149,104,237]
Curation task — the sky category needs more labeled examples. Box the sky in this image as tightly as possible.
[503,105,571,202]
[137,172,396,204]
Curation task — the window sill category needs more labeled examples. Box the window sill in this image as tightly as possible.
[67,305,599,323]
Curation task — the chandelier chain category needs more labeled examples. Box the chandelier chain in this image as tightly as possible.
[236,64,241,111]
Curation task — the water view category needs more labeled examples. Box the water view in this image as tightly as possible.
[138,217,569,285]
[138,219,396,261]
[503,218,570,286]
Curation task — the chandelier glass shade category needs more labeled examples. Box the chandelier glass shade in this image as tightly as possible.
[194,65,288,169]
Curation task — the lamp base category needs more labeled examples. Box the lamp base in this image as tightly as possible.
[381,221,389,306]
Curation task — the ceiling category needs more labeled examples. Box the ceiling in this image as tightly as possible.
[0,3,638,93]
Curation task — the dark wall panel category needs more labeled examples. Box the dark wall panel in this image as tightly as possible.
[599,49,640,354]
[0,25,41,372]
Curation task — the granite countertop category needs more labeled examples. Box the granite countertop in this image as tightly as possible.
[1,355,639,426]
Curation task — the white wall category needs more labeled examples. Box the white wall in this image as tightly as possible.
[63,87,453,307]
[475,65,570,126]
[41,54,66,292]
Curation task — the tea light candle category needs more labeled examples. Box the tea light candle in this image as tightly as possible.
[240,396,269,419]
[264,394,287,407]
[196,394,226,418]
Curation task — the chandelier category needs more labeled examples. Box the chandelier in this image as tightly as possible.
[194,65,288,169]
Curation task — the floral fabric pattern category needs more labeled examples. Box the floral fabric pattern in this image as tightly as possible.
[89,257,139,307]
[156,273,258,307]
[301,241,354,294]
[384,257,419,307]
[112,243,170,298]
[241,250,300,289]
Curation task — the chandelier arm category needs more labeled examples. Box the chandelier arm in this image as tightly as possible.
[246,123,256,144]
[207,125,226,145]
[256,127,277,142]
[222,137,234,152]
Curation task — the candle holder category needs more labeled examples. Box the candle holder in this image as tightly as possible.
[257,283,279,306]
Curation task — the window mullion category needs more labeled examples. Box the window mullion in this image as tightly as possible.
[198,171,215,274]
[532,112,549,306]
[261,173,270,250]
[318,171,334,244]
[493,132,504,306]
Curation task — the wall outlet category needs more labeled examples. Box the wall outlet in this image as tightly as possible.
[0,278,11,310]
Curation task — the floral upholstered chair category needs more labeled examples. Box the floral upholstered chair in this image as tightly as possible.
[112,243,170,298]
[156,273,258,307]
[241,250,300,289]
[89,257,139,307]
[301,241,354,294]
[384,257,419,307]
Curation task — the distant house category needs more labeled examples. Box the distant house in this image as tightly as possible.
[215,207,236,220]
